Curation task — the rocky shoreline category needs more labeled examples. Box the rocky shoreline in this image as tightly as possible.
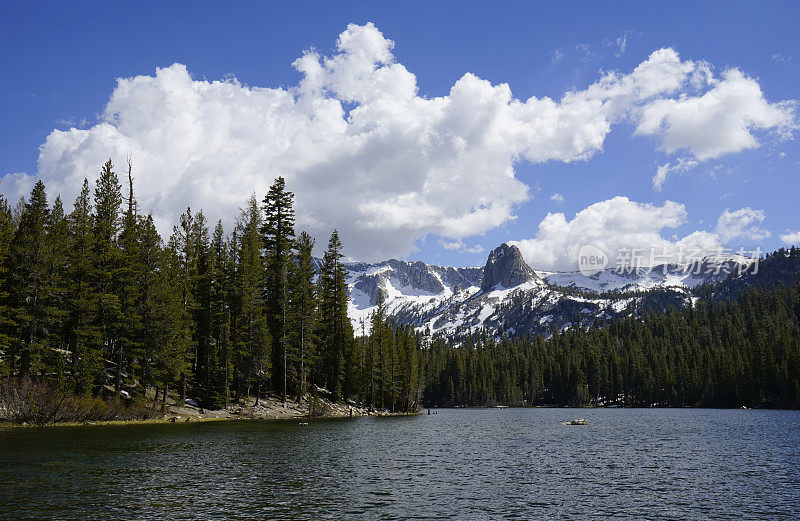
[167,394,412,422]
[0,393,419,428]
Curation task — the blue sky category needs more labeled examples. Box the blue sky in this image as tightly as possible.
[1,1,798,268]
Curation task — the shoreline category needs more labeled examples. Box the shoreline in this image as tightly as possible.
[0,393,420,429]
[0,412,421,429]
[429,404,795,410]
[7,403,785,429]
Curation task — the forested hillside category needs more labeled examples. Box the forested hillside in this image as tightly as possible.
[0,160,420,416]
[423,273,800,409]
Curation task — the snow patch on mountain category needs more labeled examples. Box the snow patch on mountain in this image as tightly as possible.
[343,246,756,338]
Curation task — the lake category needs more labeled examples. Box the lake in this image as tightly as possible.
[1,408,798,520]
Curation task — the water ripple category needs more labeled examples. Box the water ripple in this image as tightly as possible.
[1,409,799,520]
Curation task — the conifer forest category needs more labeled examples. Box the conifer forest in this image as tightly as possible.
[0,160,798,420]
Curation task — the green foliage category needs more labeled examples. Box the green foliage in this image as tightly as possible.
[205,221,232,408]
[5,181,50,376]
[316,230,354,401]
[65,180,101,394]
[92,160,124,391]
[343,290,422,413]
[235,196,272,402]
[0,196,14,375]
[261,176,295,400]
[287,231,318,403]
[0,160,796,420]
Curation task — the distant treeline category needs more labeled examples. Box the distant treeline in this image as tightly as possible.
[0,160,420,413]
[422,273,800,409]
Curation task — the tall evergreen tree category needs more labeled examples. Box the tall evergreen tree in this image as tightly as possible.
[191,211,213,392]
[64,180,101,394]
[6,181,50,376]
[207,221,233,407]
[366,290,387,407]
[288,231,317,403]
[0,196,16,375]
[261,177,294,402]
[317,230,354,400]
[150,226,191,402]
[117,160,144,394]
[238,196,272,403]
[170,207,198,400]
[92,159,124,393]
[43,195,70,384]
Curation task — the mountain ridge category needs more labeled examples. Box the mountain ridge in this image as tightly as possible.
[342,243,799,339]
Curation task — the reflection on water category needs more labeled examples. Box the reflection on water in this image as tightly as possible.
[1,408,799,520]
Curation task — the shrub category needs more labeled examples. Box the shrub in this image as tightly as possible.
[0,376,159,424]
[307,387,332,418]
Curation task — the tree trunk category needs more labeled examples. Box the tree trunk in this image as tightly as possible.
[298,325,304,404]
[282,346,287,406]
[114,340,122,394]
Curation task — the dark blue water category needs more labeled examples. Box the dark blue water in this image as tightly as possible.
[1,409,798,520]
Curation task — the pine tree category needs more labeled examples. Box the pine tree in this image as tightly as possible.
[367,290,387,407]
[64,180,101,394]
[43,195,70,385]
[261,177,294,402]
[171,207,197,400]
[117,160,144,394]
[288,231,317,403]
[398,326,419,412]
[93,159,124,393]
[317,230,354,400]
[192,211,212,393]
[6,181,50,376]
[0,196,16,375]
[207,221,233,408]
[151,228,191,402]
[237,196,271,403]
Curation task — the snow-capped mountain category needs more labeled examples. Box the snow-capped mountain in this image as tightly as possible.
[346,259,483,335]
[537,256,755,294]
[344,242,766,339]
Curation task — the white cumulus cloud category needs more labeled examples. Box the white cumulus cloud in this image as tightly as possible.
[510,197,721,270]
[636,69,796,161]
[1,23,794,260]
[510,198,769,271]
[780,231,800,245]
[715,207,770,243]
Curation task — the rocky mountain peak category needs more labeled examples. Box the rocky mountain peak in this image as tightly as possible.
[480,243,537,292]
